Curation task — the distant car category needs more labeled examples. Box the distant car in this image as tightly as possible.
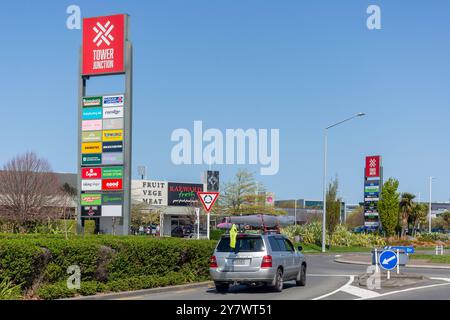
[210,233,307,293]
[171,225,194,238]
[352,226,366,234]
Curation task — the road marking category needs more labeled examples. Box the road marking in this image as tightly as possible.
[357,282,450,300]
[430,277,450,283]
[312,276,354,300]
[341,285,381,299]
[309,274,357,277]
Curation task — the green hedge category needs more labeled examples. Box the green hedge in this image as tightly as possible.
[0,235,216,299]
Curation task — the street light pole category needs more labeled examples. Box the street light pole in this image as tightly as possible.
[294,199,297,226]
[322,113,365,253]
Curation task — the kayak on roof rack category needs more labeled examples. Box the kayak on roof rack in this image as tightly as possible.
[217,214,295,229]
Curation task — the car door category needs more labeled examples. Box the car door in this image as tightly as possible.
[273,238,290,278]
[280,238,296,278]
[268,236,284,270]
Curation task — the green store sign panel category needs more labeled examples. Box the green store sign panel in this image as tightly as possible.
[102,167,123,179]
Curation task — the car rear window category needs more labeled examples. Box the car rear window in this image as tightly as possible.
[216,236,265,253]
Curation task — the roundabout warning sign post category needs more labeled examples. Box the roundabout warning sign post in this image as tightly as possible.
[197,192,220,240]
[77,14,132,235]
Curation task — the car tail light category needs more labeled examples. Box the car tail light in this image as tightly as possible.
[261,255,272,268]
[210,256,218,268]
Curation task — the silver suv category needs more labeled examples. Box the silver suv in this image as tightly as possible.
[210,233,307,293]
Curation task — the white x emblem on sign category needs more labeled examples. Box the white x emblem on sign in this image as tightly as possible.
[370,159,377,167]
[92,21,115,47]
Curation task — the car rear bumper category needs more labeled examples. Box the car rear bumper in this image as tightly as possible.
[210,268,277,284]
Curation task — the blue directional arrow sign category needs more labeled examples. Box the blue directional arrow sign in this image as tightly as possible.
[379,250,398,271]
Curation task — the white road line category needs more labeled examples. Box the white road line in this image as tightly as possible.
[309,274,357,277]
[312,276,354,300]
[430,277,450,283]
[341,285,381,299]
[357,282,450,300]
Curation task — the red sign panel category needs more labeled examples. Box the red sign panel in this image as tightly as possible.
[82,14,126,76]
[82,167,102,179]
[102,179,123,191]
[365,156,381,178]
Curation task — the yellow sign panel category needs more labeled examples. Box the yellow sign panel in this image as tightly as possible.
[103,130,124,142]
[82,142,102,154]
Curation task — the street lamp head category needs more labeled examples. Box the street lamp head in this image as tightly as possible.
[357,112,366,117]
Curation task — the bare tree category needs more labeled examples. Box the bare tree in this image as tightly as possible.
[0,152,61,233]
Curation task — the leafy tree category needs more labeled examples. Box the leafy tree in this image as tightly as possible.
[60,183,77,239]
[325,178,341,245]
[378,178,400,237]
[220,169,284,216]
[399,193,416,237]
[131,202,161,233]
[345,206,364,229]
[409,203,428,234]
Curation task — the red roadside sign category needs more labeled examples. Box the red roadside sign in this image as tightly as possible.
[365,155,381,178]
[197,192,219,213]
[82,14,126,76]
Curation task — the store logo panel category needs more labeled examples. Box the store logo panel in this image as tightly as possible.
[82,107,103,120]
[82,154,102,166]
[103,141,123,153]
[103,95,124,107]
[82,167,102,179]
[102,179,123,191]
[103,130,123,142]
[81,179,102,191]
[103,118,123,130]
[82,120,102,131]
[103,107,124,119]
[82,131,102,142]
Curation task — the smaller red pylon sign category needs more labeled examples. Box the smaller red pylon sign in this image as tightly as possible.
[197,192,219,213]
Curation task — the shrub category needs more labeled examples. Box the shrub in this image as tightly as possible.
[282,223,386,248]
[417,233,449,242]
[0,235,217,299]
[210,229,225,241]
[0,277,23,300]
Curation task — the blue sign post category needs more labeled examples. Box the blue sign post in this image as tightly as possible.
[379,250,398,271]
[384,246,415,254]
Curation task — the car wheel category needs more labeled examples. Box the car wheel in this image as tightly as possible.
[296,264,306,287]
[215,283,229,293]
[272,268,284,292]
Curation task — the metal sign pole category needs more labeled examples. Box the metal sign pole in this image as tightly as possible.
[196,208,200,240]
[122,36,133,235]
[375,248,379,273]
[396,249,400,274]
[77,48,86,235]
[207,212,210,240]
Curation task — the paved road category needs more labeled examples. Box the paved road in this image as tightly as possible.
[114,254,450,300]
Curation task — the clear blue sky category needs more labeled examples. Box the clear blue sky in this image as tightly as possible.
[1,0,450,204]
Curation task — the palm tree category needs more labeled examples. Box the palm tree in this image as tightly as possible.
[399,193,416,237]
[409,203,428,235]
